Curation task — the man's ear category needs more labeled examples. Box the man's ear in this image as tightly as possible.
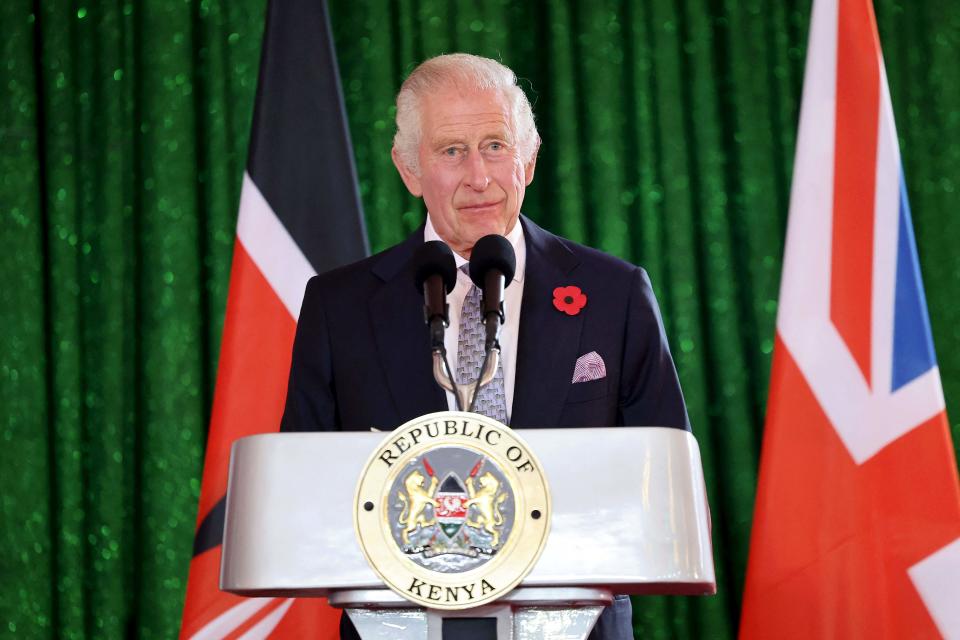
[392,147,423,197]
[523,138,541,186]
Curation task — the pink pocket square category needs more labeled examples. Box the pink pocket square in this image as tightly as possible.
[572,351,607,383]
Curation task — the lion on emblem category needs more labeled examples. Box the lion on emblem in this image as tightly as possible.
[465,472,508,547]
[397,470,438,545]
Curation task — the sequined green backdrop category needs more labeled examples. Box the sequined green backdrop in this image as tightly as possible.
[2,1,959,638]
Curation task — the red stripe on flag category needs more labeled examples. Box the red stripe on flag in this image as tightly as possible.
[181,240,340,638]
[740,336,960,638]
[178,542,341,640]
[179,546,262,639]
[193,239,296,524]
[830,0,881,387]
[181,240,296,638]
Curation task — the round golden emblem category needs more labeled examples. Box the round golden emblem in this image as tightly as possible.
[354,411,551,610]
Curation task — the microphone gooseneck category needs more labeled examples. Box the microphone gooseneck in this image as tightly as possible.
[412,240,467,410]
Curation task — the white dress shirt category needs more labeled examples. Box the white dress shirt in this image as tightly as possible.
[424,215,526,421]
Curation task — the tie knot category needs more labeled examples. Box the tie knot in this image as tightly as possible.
[459,264,476,290]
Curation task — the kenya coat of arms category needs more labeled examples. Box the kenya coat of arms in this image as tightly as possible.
[354,412,551,609]
[395,455,510,568]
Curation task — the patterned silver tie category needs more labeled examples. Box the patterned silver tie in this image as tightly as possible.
[456,265,508,423]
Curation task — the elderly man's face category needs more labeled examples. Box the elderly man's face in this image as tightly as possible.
[393,87,537,258]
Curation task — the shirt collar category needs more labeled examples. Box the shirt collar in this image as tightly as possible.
[423,214,526,284]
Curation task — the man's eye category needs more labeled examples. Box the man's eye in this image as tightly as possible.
[443,147,461,157]
[484,141,511,155]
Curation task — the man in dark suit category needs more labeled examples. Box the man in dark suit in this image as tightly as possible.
[281,53,689,640]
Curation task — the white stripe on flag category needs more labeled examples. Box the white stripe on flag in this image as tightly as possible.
[868,65,900,406]
[777,0,837,352]
[237,171,318,321]
[188,597,275,640]
[908,537,960,640]
[236,598,296,640]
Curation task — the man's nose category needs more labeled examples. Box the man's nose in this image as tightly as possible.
[463,151,490,190]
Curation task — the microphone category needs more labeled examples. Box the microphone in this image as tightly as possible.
[468,234,516,349]
[413,240,457,349]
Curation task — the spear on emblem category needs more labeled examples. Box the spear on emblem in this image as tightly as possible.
[422,457,436,478]
[468,458,484,478]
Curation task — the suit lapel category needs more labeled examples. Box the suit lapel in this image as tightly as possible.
[511,217,584,427]
[369,228,447,420]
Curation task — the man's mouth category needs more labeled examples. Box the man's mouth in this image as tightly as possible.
[458,201,502,212]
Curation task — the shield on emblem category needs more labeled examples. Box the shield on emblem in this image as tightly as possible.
[435,473,468,538]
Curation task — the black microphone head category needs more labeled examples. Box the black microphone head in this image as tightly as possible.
[468,234,516,288]
[413,240,457,294]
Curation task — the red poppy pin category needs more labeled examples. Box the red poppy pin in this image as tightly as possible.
[553,285,587,316]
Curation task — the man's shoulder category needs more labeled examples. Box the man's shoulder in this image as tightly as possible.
[561,235,640,274]
[305,228,421,297]
[523,216,645,279]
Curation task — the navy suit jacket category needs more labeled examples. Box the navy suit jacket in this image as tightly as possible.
[279,216,688,640]
[281,215,689,432]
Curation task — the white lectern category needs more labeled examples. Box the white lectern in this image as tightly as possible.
[221,426,715,639]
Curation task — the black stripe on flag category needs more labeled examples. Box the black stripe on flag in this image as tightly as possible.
[246,0,369,270]
[192,496,226,557]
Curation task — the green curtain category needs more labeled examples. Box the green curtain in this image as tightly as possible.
[2,1,959,638]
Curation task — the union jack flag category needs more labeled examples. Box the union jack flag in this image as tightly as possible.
[740,0,960,637]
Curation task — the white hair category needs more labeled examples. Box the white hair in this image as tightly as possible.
[393,53,539,174]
